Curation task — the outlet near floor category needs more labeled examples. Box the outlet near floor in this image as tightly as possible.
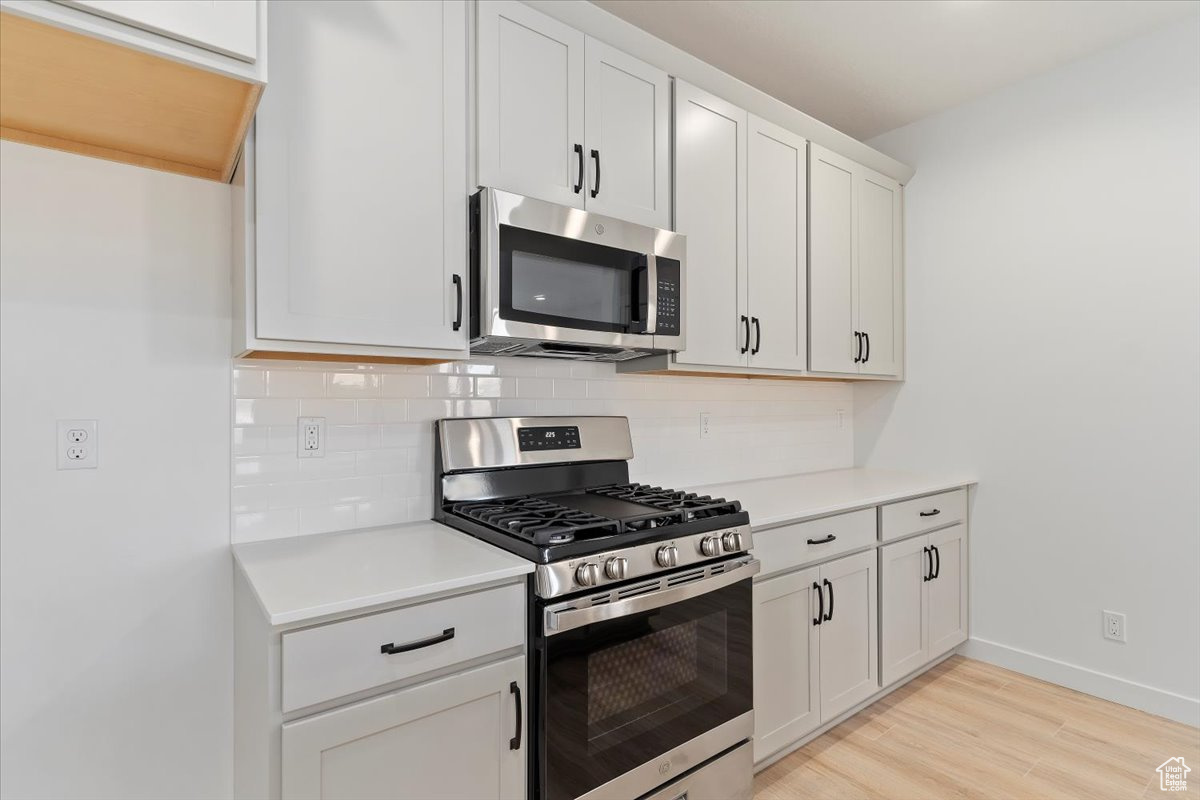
[1103,610,1126,643]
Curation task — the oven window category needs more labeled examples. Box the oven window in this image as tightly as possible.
[510,251,628,328]
[499,225,646,334]
[539,578,752,800]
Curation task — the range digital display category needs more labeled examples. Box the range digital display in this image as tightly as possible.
[517,425,581,452]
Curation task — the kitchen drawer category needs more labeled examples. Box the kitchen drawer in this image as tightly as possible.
[880,488,967,542]
[281,582,524,712]
[752,508,876,578]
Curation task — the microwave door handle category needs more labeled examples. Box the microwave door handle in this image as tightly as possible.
[642,254,658,334]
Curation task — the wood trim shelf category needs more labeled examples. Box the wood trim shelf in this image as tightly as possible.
[0,11,259,183]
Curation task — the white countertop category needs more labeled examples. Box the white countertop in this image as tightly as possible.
[233,521,534,627]
[690,468,977,530]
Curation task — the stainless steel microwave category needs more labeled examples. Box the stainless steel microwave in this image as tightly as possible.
[468,188,685,361]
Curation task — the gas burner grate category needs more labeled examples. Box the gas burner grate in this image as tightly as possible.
[451,497,622,546]
[588,483,742,522]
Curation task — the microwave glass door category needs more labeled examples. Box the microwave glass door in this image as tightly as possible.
[500,225,649,334]
[539,577,752,800]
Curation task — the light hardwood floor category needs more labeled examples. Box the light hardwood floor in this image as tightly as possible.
[754,656,1200,800]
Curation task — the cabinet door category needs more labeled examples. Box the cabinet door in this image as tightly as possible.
[583,37,669,228]
[747,115,807,372]
[752,567,820,763]
[255,0,468,351]
[281,656,525,800]
[857,172,902,376]
[927,524,968,657]
[673,80,748,368]
[808,144,858,374]
[879,535,929,687]
[477,0,585,207]
[65,0,258,61]
[817,550,878,723]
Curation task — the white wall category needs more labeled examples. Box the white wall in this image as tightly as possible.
[858,19,1200,724]
[231,359,854,542]
[0,142,234,797]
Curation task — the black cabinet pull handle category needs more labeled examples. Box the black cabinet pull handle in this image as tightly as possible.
[573,144,583,194]
[922,546,931,582]
[919,509,941,518]
[806,534,836,545]
[863,332,870,364]
[932,545,941,579]
[853,331,862,363]
[740,315,750,354]
[751,317,761,354]
[380,627,455,655]
[812,581,823,626]
[590,149,601,198]
[509,681,522,750]
[822,578,834,621]
[451,274,463,331]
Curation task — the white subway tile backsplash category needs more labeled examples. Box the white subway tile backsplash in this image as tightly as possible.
[231,357,853,543]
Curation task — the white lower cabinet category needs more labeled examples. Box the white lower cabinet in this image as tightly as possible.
[753,567,820,762]
[880,524,968,687]
[752,549,877,762]
[281,656,525,800]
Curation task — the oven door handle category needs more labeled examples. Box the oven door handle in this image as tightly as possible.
[544,558,760,636]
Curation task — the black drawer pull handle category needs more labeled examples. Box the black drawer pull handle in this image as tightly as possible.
[922,546,931,582]
[806,534,836,545]
[740,315,750,354]
[509,681,522,750]
[380,627,455,655]
[919,509,941,518]
[863,331,870,364]
[573,144,583,194]
[812,581,823,626]
[451,274,463,331]
[590,149,601,198]
[853,331,862,363]
[931,545,941,580]
[822,578,834,622]
[751,317,761,354]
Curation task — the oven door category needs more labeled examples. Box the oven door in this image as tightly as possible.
[536,558,758,800]
[479,188,662,350]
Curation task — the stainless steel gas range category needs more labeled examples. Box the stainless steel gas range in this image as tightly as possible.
[434,416,758,800]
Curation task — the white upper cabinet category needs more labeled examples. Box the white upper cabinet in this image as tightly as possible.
[477,1,670,227]
[583,37,670,228]
[62,0,258,61]
[857,174,902,376]
[673,80,748,368]
[246,0,468,356]
[747,115,807,372]
[477,0,585,208]
[809,143,903,377]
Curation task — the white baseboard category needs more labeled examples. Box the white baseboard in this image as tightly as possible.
[960,637,1199,728]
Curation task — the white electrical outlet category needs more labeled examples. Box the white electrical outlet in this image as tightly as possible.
[57,419,98,469]
[700,412,712,440]
[1103,610,1126,643]
[297,417,325,458]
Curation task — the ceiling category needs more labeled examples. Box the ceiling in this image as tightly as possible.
[590,0,1200,140]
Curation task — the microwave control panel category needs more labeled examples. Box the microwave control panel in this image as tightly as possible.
[655,258,682,337]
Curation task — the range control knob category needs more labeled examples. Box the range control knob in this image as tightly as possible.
[699,536,721,557]
[655,545,680,568]
[604,557,629,581]
[721,531,745,552]
[575,562,601,587]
